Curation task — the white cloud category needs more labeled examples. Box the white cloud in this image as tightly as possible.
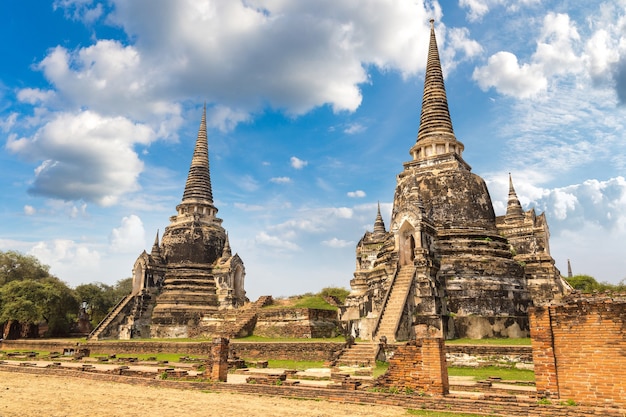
[473,51,547,98]
[6,110,154,206]
[29,239,101,279]
[344,123,366,134]
[254,231,300,251]
[53,0,104,24]
[109,214,146,253]
[17,88,56,105]
[49,0,440,119]
[23,205,36,215]
[270,176,291,184]
[234,203,264,211]
[322,237,354,248]
[237,175,260,192]
[347,190,366,198]
[532,13,581,78]
[460,0,541,22]
[290,156,308,169]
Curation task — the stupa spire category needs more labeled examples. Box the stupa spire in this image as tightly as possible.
[150,230,162,261]
[505,173,525,223]
[409,20,465,166]
[373,202,386,236]
[416,19,455,143]
[182,104,213,204]
[567,259,573,278]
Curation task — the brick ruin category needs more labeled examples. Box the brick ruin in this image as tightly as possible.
[340,20,569,342]
[376,338,449,395]
[530,294,626,408]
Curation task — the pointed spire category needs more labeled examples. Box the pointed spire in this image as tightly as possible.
[505,173,524,223]
[222,233,232,258]
[182,104,213,204]
[151,230,162,260]
[373,202,386,236]
[567,259,573,278]
[416,19,455,143]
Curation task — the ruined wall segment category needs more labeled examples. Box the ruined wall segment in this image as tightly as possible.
[530,295,626,407]
[377,338,449,394]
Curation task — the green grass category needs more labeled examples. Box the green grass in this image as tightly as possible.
[407,410,494,417]
[373,360,389,378]
[263,359,325,369]
[113,353,201,362]
[448,366,534,381]
[446,338,531,346]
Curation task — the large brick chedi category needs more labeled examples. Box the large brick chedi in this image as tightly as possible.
[340,20,567,341]
[89,107,247,340]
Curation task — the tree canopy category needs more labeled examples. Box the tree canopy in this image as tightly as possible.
[566,274,626,293]
[0,250,131,338]
[0,250,51,285]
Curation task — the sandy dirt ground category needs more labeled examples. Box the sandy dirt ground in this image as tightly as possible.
[0,372,411,417]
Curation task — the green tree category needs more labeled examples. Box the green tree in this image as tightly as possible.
[566,275,626,293]
[0,250,80,337]
[0,250,51,285]
[75,278,133,327]
[0,277,78,337]
[319,287,350,304]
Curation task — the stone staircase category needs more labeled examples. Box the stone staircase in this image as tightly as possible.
[87,294,134,340]
[219,296,273,338]
[334,342,378,367]
[373,265,415,342]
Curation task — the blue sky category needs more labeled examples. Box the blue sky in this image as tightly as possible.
[1,0,625,299]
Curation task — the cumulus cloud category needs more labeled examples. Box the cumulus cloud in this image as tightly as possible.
[322,237,354,248]
[6,110,155,206]
[23,205,36,215]
[17,88,56,105]
[460,0,540,22]
[347,190,366,198]
[61,0,441,119]
[473,51,547,98]
[29,239,101,277]
[472,13,585,99]
[109,214,146,253]
[255,231,300,251]
[53,0,104,24]
[290,156,308,169]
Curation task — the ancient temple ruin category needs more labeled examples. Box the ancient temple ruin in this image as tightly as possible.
[340,20,569,341]
[89,107,248,340]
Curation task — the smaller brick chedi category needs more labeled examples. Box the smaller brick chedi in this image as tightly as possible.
[88,107,246,340]
[339,20,569,340]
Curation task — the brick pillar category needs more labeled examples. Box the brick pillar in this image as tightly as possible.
[422,338,449,394]
[377,337,448,395]
[210,337,229,382]
[529,306,559,398]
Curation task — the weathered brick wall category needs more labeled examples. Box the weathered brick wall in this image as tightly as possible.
[377,338,448,394]
[254,308,338,338]
[0,339,344,362]
[530,297,626,407]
